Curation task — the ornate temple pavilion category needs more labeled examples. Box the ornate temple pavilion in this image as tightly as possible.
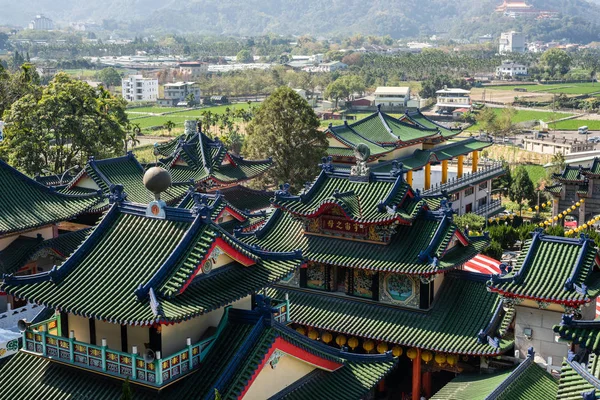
[0,167,397,399]
[325,108,504,216]
[155,121,272,191]
[547,159,600,227]
[235,159,513,398]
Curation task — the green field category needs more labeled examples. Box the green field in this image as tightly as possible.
[520,164,546,187]
[129,116,189,129]
[127,106,182,114]
[166,102,256,117]
[467,108,572,131]
[486,82,600,95]
[61,69,100,78]
[551,119,600,131]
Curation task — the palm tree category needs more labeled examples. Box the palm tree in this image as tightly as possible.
[164,120,176,135]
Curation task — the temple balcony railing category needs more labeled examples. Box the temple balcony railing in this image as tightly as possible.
[474,199,504,218]
[21,307,230,387]
[422,162,506,196]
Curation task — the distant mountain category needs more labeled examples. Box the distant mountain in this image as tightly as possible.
[3,0,600,42]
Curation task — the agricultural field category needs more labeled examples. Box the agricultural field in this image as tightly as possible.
[521,164,547,187]
[165,102,257,117]
[126,106,181,114]
[129,116,189,129]
[466,108,573,131]
[485,82,600,95]
[551,119,600,131]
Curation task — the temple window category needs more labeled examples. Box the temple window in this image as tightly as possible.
[306,263,328,290]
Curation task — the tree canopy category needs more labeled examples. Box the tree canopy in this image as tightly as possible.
[0,72,128,175]
[508,166,536,215]
[96,67,122,88]
[243,86,327,191]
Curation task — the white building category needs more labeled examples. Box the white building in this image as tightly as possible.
[178,62,209,78]
[318,61,347,72]
[496,61,528,78]
[121,75,158,102]
[499,31,526,54]
[374,87,410,109]
[158,82,201,107]
[435,88,471,112]
[28,15,54,31]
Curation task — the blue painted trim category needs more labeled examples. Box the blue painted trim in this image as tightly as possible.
[378,176,407,210]
[88,158,115,188]
[149,287,163,318]
[513,229,542,284]
[477,301,504,345]
[135,213,205,300]
[418,212,449,263]
[298,170,327,202]
[484,348,535,399]
[565,358,600,391]
[564,238,592,291]
[208,317,266,400]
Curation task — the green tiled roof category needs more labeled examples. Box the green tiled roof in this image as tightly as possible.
[371,138,492,173]
[487,230,600,305]
[220,185,273,212]
[346,112,399,144]
[240,207,486,275]
[2,201,301,324]
[555,165,589,182]
[0,228,91,275]
[432,350,557,400]
[0,351,155,400]
[272,170,424,224]
[588,158,600,176]
[267,271,513,355]
[327,123,392,157]
[546,184,564,195]
[554,316,600,355]
[0,159,103,237]
[67,153,189,204]
[557,354,600,400]
[166,130,272,187]
[405,110,461,138]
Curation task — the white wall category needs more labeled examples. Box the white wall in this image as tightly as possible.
[95,319,121,350]
[68,314,90,343]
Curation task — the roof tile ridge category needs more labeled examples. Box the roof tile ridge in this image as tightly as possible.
[135,212,206,301]
[88,157,115,188]
[491,229,543,286]
[235,208,282,240]
[564,236,594,294]
[197,131,214,173]
[484,348,536,400]
[343,121,388,149]
[415,109,462,132]
[565,358,600,391]
[377,110,399,141]
[390,114,438,133]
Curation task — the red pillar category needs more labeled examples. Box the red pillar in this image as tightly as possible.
[412,348,422,400]
[423,371,432,398]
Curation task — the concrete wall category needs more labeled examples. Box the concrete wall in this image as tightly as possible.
[514,305,566,362]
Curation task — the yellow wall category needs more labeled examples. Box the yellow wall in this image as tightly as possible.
[242,353,317,400]
[161,296,251,355]
[127,325,149,354]
[68,314,90,343]
[0,226,54,251]
[381,143,422,161]
[95,319,121,350]
[75,175,101,190]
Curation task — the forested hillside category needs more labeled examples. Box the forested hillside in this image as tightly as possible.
[3,0,600,42]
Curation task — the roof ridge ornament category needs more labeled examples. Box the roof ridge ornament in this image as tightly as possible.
[108,184,127,204]
[191,192,212,220]
[350,143,370,182]
[389,161,404,179]
[319,156,335,173]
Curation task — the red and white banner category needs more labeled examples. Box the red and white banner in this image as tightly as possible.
[464,254,502,275]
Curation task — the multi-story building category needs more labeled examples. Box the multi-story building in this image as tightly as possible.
[178,61,209,78]
[157,82,201,107]
[496,61,529,78]
[499,31,526,54]
[121,75,158,102]
[435,88,471,112]
[28,15,54,31]
[374,86,411,111]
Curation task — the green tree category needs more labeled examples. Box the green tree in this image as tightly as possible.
[547,153,566,179]
[475,107,499,135]
[236,49,253,63]
[454,213,485,233]
[1,73,128,175]
[96,67,122,88]
[185,92,198,107]
[540,48,572,76]
[483,240,503,260]
[164,120,176,134]
[243,86,327,191]
[121,377,133,400]
[509,166,535,215]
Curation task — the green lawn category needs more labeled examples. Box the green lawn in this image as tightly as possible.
[167,102,257,117]
[551,119,600,131]
[130,116,189,129]
[126,107,182,114]
[520,164,546,187]
[61,68,100,78]
[486,82,600,95]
